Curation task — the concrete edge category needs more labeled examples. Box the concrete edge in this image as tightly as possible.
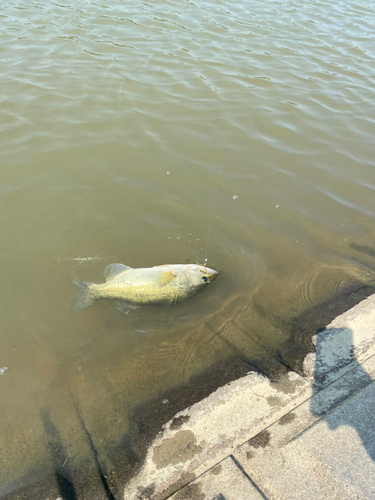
[123,292,375,500]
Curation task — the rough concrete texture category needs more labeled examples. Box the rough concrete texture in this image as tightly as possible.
[123,292,375,500]
[123,370,312,499]
[169,456,264,500]
[234,355,375,500]
[234,352,375,453]
[303,293,375,387]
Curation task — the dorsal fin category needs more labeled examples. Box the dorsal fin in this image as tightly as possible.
[157,270,177,287]
[104,263,132,281]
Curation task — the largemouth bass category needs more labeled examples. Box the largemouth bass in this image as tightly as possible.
[71,262,218,312]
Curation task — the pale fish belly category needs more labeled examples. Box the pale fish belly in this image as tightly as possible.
[93,278,188,305]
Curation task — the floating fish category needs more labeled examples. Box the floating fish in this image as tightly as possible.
[71,263,218,313]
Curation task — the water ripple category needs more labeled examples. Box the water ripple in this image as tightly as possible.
[2,0,375,491]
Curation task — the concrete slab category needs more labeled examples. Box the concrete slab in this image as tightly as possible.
[235,354,375,459]
[234,355,375,500]
[169,456,264,500]
[303,293,375,387]
[124,370,312,500]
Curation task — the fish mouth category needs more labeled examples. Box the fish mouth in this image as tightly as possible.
[206,269,220,283]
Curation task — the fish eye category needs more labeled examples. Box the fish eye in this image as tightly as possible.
[201,276,208,283]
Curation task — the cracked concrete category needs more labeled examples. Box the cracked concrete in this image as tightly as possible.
[124,292,375,500]
[123,369,312,499]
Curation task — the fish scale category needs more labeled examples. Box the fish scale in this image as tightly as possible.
[70,263,218,313]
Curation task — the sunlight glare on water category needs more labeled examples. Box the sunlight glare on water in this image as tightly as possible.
[1,0,375,494]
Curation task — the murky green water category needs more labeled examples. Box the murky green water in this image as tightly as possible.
[1,0,375,496]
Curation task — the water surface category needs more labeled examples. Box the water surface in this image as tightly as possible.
[1,0,375,495]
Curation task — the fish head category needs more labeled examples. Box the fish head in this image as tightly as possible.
[184,264,219,290]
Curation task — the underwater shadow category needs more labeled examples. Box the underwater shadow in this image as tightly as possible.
[309,326,375,462]
[39,407,78,500]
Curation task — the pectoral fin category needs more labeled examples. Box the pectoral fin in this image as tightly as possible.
[157,270,177,287]
[115,301,140,315]
[104,263,132,281]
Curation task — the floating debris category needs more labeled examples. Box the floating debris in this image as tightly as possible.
[67,257,102,262]
[232,195,238,200]
[0,367,8,375]
[163,399,168,404]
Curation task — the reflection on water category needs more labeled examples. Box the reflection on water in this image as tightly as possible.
[1,0,375,495]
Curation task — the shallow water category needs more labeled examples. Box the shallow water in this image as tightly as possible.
[1,0,375,495]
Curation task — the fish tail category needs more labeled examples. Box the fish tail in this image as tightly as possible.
[70,280,96,312]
